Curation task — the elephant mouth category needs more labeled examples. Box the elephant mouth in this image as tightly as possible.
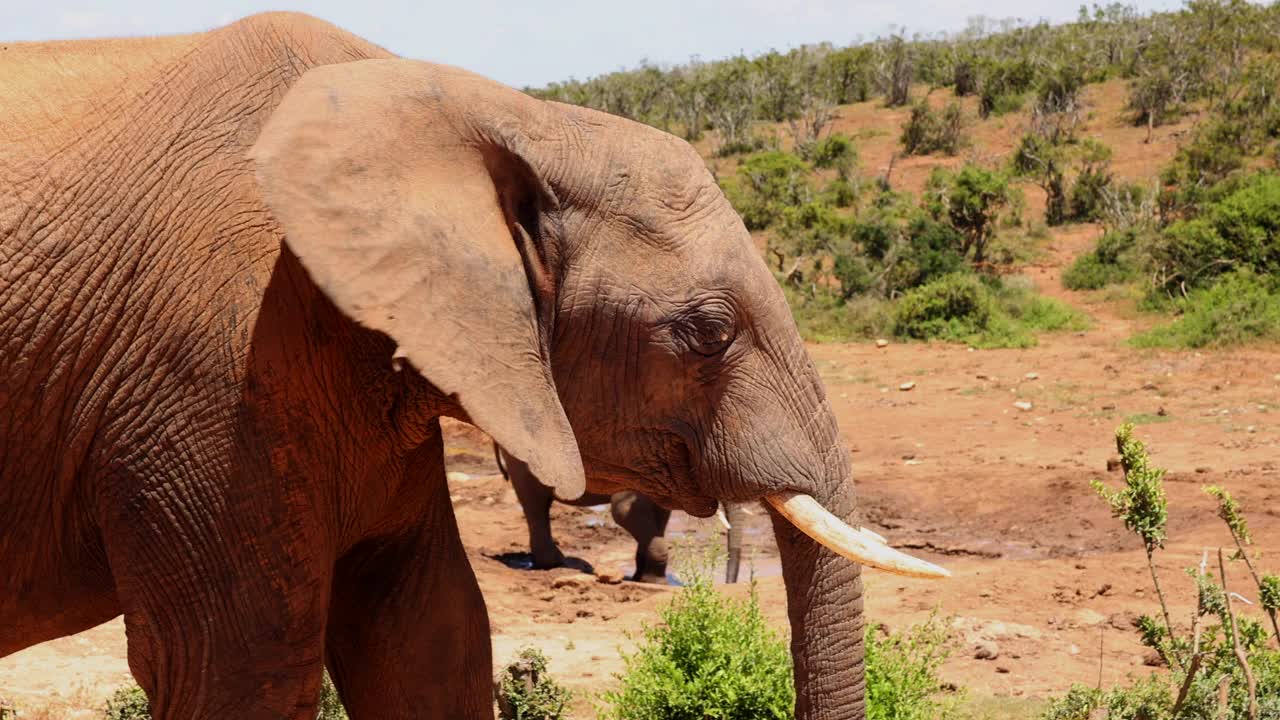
[663,435,718,517]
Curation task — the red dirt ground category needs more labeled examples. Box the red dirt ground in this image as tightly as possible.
[3,89,1277,718]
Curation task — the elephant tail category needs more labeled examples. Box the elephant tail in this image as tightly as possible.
[493,441,509,481]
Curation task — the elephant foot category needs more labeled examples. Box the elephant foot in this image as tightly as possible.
[631,570,677,585]
[530,550,567,570]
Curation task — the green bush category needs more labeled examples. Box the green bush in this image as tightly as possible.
[724,151,812,230]
[1131,270,1280,348]
[892,273,996,342]
[865,614,958,720]
[99,675,349,720]
[900,100,966,156]
[1150,172,1280,291]
[497,647,572,720]
[103,686,150,720]
[1046,424,1280,720]
[603,577,794,720]
[807,133,857,175]
[893,274,1085,348]
[1063,229,1141,290]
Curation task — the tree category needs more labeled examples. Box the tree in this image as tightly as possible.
[925,165,1011,264]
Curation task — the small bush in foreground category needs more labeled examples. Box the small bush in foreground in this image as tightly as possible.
[1047,424,1280,719]
[99,674,349,720]
[603,576,794,720]
[103,686,150,720]
[497,647,572,720]
[866,613,959,720]
[1131,270,1280,349]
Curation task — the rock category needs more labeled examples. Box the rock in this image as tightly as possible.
[899,381,916,391]
[1157,406,1168,416]
[445,471,472,483]
[1074,608,1107,627]
[973,640,1000,660]
[1069,644,1080,656]
[1106,457,1123,472]
[1196,466,1212,474]
[1143,650,1166,667]
[1024,372,1039,380]
[1247,425,1257,433]
[875,338,889,348]
[551,574,593,591]
[996,665,1011,674]
[596,572,625,585]
[1013,400,1033,412]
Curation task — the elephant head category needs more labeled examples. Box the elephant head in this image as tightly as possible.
[251,58,945,719]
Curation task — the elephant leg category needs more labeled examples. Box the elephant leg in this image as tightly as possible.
[724,502,748,584]
[100,469,330,718]
[611,491,671,584]
[326,438,493,719]
[504,449,566,569]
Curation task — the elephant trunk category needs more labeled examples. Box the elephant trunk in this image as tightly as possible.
[770,446,868,720]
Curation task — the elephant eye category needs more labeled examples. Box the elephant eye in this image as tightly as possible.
[685,315,735,357]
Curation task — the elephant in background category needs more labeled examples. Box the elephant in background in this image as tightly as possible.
[494,443,746,584]
[0,13,946,720]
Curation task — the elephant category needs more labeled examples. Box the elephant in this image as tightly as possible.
[0,13,946,720]
[493,442,747,584]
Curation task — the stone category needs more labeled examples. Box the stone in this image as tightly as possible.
[1013,400,1033,412]
[973,640,1000,660]
[596,572,625,585]
[551,574,593,591]
[445,471,472,482]
[1024,372,1039,380]
[899,381,916,391]
[875,338,889,348]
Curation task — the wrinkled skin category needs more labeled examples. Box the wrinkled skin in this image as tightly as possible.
[496,443,747,583]
[0,13,866,720]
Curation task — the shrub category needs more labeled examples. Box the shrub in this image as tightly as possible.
[1149,172,1280,291]
[978,59,1035,118]
[1131,270,1280,349]
[316,675,347,720]
[900,100,965,156]
[893,274,1084,348]
[1046,424,1280,719]
[892,273,996,341]
[865,614,958,720]
[723,151,812,230]
[807,133,857,176]
[603,577,794,720]
[496,647,572,720]
[925,165,1012,264]
[1062,229,1140,290]
[99,675,349,720]
[103,686,150,720]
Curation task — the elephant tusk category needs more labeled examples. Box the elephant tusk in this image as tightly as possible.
[859,526,887,544]
[715,507,732,530]
[765,491,950,579]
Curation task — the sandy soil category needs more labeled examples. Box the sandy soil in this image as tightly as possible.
[3,88,1278,718]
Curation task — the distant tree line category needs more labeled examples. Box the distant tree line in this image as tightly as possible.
[526,1,1280,155]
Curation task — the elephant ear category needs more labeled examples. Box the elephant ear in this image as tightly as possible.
[250,58,584,500]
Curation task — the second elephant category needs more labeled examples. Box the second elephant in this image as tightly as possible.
[495,444,745,584]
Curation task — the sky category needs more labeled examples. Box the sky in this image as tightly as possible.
[4,1,1189,89]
